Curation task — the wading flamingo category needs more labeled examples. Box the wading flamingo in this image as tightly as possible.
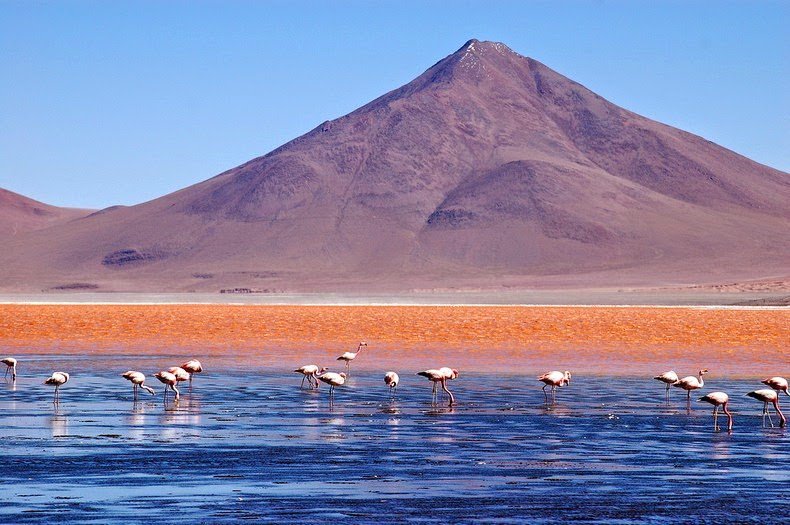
[746,389,786,428]
[672,369,708,400]
[317,372,346,397]
[44,372,69,403]
[155,371,180,402]
[121,371,156,400]
[180,360,203,387]
[384,371,399,394]
[294,365,328,389]
[417,368,458,406]
[167,367,191,388]
[2,357,17,381]
[654,371,679,399]
[699,392,732,431]
[538,370,571,402]
[761,377,789,396]
[337,342,367,375]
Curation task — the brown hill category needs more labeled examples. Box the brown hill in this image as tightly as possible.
[2,39,788,293]
[0,188,92,240]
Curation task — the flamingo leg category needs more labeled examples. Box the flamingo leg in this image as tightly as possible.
[300,375,306,389]
[3,367,7,379]
[713,406,719,430]
[542,384,548,402]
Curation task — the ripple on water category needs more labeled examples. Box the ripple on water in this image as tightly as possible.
[0,365,788,523]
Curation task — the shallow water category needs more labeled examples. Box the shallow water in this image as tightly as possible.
[1,356,787,523]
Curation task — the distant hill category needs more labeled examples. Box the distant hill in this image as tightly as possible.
[1,39,788,293]
[0,188,92,240]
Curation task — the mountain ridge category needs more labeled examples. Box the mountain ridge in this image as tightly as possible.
[1,39,787,293]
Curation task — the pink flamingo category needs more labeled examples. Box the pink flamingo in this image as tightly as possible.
[384,371,399,394]
[294,365,328,389]
[417,368,458,406]
[44,372,69,404]
[538,370,571,402]
[672,369,708,400]
[654,371,679,400]
[121,371,156,400]
[167,367,191,389]
[155,371,180,401]
[761,376,789,396]
[699,392,732,431]
[746,389,786,428]
[2,357,17,381]
[180,360,203,387]
[337,342,367,375]
[317,372,346,397]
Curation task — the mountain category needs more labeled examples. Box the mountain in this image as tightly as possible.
[1,39,788,293]
[0,188,92,240]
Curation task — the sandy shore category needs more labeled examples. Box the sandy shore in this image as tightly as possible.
[0,288,788,306]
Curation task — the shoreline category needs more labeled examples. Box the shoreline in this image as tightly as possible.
[0,289,787,307]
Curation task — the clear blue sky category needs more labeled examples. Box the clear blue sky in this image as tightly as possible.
[1,0,787,209]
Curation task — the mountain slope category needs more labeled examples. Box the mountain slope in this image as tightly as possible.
[0,188,93,240]
[1,40,788,292]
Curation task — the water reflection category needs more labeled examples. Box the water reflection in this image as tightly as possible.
[0,368,787,523]
[48,409,68,438]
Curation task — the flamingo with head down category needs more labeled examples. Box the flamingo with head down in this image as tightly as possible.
[44,372,69,404]
[180,360,203,387]
[699,392,732,431]
[538,370,571,402]
[2,357,17,381]
[121,371,156,400]
[384,371,399,394]
[654,371,679,400]
[746,389,786,428]
[294,365,328,389]
[155,371,180,402]
[761,377,789,396]
[417,368,458,406]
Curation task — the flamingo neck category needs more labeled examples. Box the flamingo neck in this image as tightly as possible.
[773,400,786,427]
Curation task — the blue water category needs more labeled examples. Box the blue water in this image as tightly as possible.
[0,355,787,523]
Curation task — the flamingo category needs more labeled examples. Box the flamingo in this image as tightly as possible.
[154,371,180,401]
[538,370,571,402]
[761,376,789,396]
[180,360,203,387]
[294,365,328,389]
[2,357,17,380]
[121,371,156,400]
[417,368,458,406]
[654,371,679,399]
[672,369,708,400]
[167,367,191,389]
[317,372,346,397]
[699,392,732,431]
[384,371,399,394]
[337,342,367,375]
[44,372,69,403]
[746,389,786,428]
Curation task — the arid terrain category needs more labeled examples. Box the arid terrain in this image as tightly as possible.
[1,39,787,293]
